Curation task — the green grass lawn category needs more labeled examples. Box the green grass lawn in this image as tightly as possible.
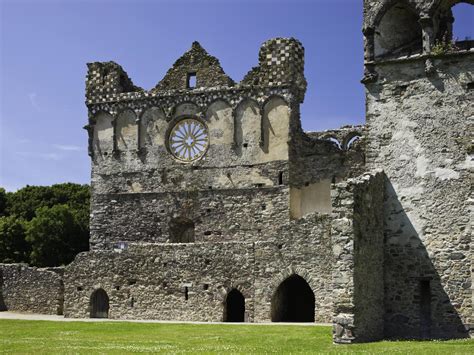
[0,319,473,354]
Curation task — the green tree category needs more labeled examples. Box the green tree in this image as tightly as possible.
[5,183,90,221]
[26,204,89,267]
[0,188,6,216]
[0,216,30,263]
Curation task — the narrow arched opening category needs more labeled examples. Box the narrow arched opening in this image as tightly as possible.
[90,288,109,318]
[224,288,245,322]
[169,217,195,243]
[343,132,362,150]
[433,1,474,52]
[452,2,474,45]
[271,274,315,322]
[374,2,423,60]
[233,99,260,157]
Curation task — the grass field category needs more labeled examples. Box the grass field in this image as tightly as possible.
[1,320,474,354]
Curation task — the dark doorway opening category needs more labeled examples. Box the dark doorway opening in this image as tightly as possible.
[169,217,195,243]
[271,274,315,322]
[90,288,109,318]
[224,289,245,322]
[420,280,432,339]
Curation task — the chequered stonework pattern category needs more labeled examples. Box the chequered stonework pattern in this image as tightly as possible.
[260,38,305,86]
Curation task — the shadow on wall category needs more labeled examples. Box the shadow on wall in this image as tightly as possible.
[384,177,469,339]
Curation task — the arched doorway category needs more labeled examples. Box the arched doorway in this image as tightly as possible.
[271,274,315,322]
[224,289,245,322]
[90,288,109,318]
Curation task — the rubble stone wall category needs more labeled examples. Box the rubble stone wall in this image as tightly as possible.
[91,187,289,247]
[65,213,334,322]
[0,264,64,315]
[331,171,385,343]
[365,53,473,339]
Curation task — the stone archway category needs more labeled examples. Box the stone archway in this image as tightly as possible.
[90,288,109,318]
[224,288,245,322]
[271,274,315,322]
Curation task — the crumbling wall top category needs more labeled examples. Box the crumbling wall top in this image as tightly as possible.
[85,38,307,105]
[151,41,235,92]
[86,61,143,101]
[241,37,307,99]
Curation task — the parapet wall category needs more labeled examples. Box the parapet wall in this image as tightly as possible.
[0,264,64,315]
[331,170,385,343]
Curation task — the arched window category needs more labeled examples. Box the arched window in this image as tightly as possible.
[116,109,138,151]
[374,2,423,60]
[206,100,233,145]
[271,274,315,322]
[326,137,342,150]
[433,1,474,52]
[139,107,167,149]
[452,3,474,42]
[262,97,289,158]
[223,289,245,322]
[169,217,195,243]
[343,132,363,150]
[234,99,260,157]
[92,112,114,157]
[90,288,109,318]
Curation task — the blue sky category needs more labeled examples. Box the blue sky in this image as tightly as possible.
[1,0,473,191]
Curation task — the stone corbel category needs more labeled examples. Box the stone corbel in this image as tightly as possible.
[363,27,375,63]
[361,63,378,84]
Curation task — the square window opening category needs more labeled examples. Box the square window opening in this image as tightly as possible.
[187,73,197,89]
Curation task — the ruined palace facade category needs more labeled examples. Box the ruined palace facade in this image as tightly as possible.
[0,0,473,343]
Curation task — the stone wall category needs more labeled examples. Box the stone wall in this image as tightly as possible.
[365,52,473,339]
[91,187,289,248]
[0,264,64,315]
[331,171,385,343]
[65,213,334,322]
[289,125,366,189]
[85,39,309,250]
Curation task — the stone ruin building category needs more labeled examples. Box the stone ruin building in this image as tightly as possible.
[0,0,473,344]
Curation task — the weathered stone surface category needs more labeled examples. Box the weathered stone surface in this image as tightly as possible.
[152,42,234,92]
[0,264,64,315]
[332,171,385,343]
[1,3,472,343]
[363,0,473,341]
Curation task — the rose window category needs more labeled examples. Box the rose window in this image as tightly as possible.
[168,118,209,162]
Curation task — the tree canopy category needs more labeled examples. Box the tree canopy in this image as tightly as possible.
[0,183,90,267]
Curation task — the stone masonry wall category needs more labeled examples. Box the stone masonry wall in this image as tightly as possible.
[331,171,385,343]
[365,53,473,338]
[65,213,333,322]
[0,264,64,315]
[91,187,289,248]
[290,125,366,188]
[86,39,307,249]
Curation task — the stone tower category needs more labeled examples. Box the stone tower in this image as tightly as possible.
[362,0,473,340]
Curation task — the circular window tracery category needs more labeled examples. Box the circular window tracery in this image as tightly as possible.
[168,118,209,162]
